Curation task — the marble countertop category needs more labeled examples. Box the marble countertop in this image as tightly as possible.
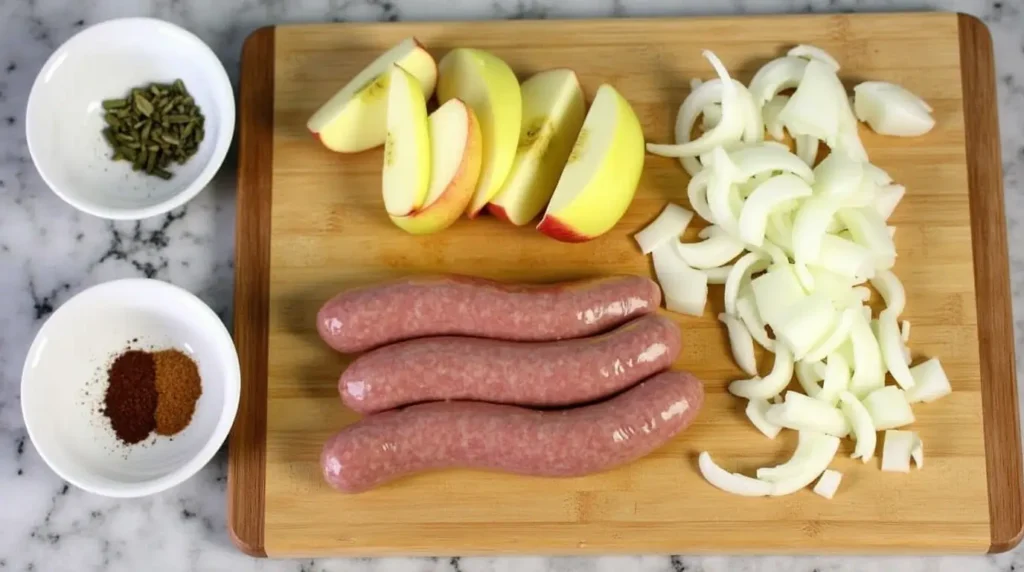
[2,0,1023,570]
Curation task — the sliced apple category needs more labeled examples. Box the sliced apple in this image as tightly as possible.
[390,99,483,235]
[436,48,521,217]
[537,84,645,242]
[307,38,437,153]
[381,65,431,216]
[487,69,586,226]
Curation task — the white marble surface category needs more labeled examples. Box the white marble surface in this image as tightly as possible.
[1,0,1022,570]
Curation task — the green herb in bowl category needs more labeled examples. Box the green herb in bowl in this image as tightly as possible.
[101,79,205,180]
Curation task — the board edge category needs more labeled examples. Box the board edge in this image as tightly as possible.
[226,24,275,559]
[957,12,1024,554]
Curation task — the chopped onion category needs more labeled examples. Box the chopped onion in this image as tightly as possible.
[706,147,744,236]
[633,203,695,255]
[815,353,851,406]
[813,151,865,197]
[676,226,745,269]
[704,264,733,285]
[687,169,715,222]
[751,264,807,327]
[736,291,775,351]
[881,430,922,472]
[720,313,758,377]
[878,309,914,389]
[729,144,815,183]
[795,135,820,166]
[854,81,935,137]
[813,469,843,499]
[848,309,885,397]
[766,391,850,437]
[739,174,814,247]
[803,307,856,363]
[746,398,783,439]
[796,360,823,397]
[762,95,790,140]
[864,163,894,185]
[862,385,915,430]
[729,344,794,400]
[906,357,952,403]
[749,56,807,107]
[789,45,841,72]
[839,390,877,462]
[760,431,841,496]
[871,269,906,317]
[773,292,838,360]
[814,234,875,281]
[764,213,795,256]
[807,267,863,308]
[900,320,911,343]
[698,451,772,497]
[792,196,845,283]
[777,60,841,146]
[652,242,709,316]
[837,207,896,270]
[724,252,769,315]
[702,102,723,130]
[874,184,905,220]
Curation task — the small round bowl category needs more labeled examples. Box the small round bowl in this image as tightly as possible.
[21,279,240,498]
[26,18,234,220]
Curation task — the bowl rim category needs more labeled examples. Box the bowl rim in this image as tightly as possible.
[20,278,241,498]
[25,17,236,221]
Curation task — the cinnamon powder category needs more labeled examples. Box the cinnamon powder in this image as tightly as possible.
[153,350,203,436]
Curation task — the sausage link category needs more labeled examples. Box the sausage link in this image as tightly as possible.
[340,314,681,414]
[321,370,704,493]
[317,274,662,353]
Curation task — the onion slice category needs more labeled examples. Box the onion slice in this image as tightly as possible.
[813,469,843,499]
[777,60,841,147]
[838,207,896,270]
[730,143,815,183]
[878,309,915,389]
[796,360,823,397]
[749,56,808,107]
[875,184,906,221]
[881,430,922,472]
[788,45,841,72]
[652,242,709,317]
[804,307,857,364]
[698,451,772,497]
[738,174,814,247]
[728,344,794,401]
[759,431,841,496]
[765,391,850,437]
[724,252,769,315]
[862,385,915,430]
[634,203,695,254]
[704,265,733,285]
[772,292,837,360]
[720,313,758,377]
[816,353,851,405]
[736,291,775,351]
[848,309,885,397]
[763,95,790,140]
[839,390,877,462]
[906,358,952,403]
[676,227,745,270]
[854,81,935,137]
[871,270,906,317]
[746,398,783,439]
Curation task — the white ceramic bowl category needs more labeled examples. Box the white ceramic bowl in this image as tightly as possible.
[21,279,240,498]
[26,18,235,220]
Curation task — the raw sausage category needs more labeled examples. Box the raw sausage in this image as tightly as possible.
[317,274,662,353]
[321,370,704,493]
[339,314,682,414]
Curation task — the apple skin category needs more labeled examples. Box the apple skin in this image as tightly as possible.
[534,215,592,243]
[307,38,437,153]
[389,101,483,235]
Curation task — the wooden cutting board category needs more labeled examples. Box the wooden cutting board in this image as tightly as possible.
[227,12,1022,557]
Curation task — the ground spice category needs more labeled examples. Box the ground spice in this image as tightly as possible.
[153,350,202,436]
[102,350,158,444]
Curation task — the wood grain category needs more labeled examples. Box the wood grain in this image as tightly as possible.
[228,12,1019,556]
[227,26,274,558]
[957,13,1024,553]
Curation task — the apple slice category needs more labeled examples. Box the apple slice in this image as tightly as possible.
[436,48,521,217]
[537,84,645,242]
[487,69,586,225]
[307,38,437,153]
[382,65,431,216]
[390,99,483,235]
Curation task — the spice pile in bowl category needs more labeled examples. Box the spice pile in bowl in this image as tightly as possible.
[101,346,203,445]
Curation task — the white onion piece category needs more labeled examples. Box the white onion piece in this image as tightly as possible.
[704,264,733,285]
[778,60,841,146]
[724,252,769,315]
[698,452,772,497]
[736,292,775,351]
[849,311,885,399]
[763,431,841,496]
[813,152,865,197]
[804,308,857,364]
[762,95,790,140]
[814,234,875,281]
[792,196,844,284]
[789,45,841,72]
[719,313,758,377]
[878,309,914,389]
[838,207,896,270]
[815,353,851,406]
[900,320,911,343]
[796,360,823,397]
[757,430,837,482]
[749,56,808,107]
[833,75,870,163]
[881,430,922,472]
[836,338,856,366]
[764,213,795,257]
[649,51,745,162]
[906,358,952,403]
[871,270,906,317]
[862,385,915,430]
[766,391,850,438]
[839,391,877,462]
[633,203,695,254]
[746,398,783,439]
[773,292,837,360]
[854,81,935,137]
[739,174,814,247]
[652,242,709,316]
[729,144,815,183]
[807,267,864,308]
[702,102,723,130]
[729,345,794,400]
[813,469,843,499]
[751,264,807,326]
[864,163,894,185]
[676,227,745,270]
[706,147,744,236]
[795,135,819,166]
[875,184,905,220]
[686,169,715,222]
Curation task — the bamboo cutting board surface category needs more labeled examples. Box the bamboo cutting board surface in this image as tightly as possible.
[227,12,1022,557]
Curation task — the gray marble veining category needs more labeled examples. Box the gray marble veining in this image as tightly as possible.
[1,0,1022,570]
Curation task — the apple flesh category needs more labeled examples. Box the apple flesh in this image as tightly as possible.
[537,84,645,242]
[307,38,437,153]
[436,48,521,217]
[381,65,431,216]
[390,99,483,235]
[487,69,586,226]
